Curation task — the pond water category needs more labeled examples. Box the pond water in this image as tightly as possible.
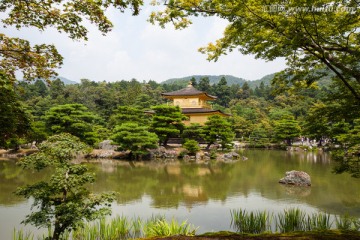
[0,149,359,239]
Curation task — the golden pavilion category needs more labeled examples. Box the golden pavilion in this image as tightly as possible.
[161,83,230,125]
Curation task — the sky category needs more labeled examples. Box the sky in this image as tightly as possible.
[4,5,286,83]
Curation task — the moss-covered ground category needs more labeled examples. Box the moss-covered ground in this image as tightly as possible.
[147,230,360,240]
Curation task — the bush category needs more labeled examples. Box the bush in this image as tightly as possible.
[183,139,200,155]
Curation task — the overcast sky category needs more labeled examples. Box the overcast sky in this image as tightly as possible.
[4,5,286,83]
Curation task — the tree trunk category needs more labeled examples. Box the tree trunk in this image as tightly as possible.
[205,143,212,150]
[52,222,61,240]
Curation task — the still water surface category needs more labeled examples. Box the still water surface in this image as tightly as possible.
[0,149,359,238]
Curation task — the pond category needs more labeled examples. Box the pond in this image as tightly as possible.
[0,149,359,239]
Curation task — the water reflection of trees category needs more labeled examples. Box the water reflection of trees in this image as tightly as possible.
[88,160,235,208]
[1,150,359,217]
[0,161,49,206]
[88,150,360,216]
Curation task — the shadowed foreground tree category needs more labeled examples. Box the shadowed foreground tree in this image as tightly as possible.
[0,72,31,149]
[0,0,143,81]
[16,133,114,240]
[333,119,360,178]
[150,0,360,101]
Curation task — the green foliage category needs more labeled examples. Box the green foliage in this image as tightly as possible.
[332,119,360,178]
[306,213,332,231]
[203,115,234,150]
[108,106,150,128]
[183,139,200,155]
[181,123,203,140]
[335,214,360,231]
[151,0,360,101]
[44,104,101,145]
[276,208,307,233]
[0,0,142,81]
[151,105,186,146]
[144,218,197,237]
[111,123,158,159]
[0,72,31,149]
[230,209,270,234]
[16,133,114,240]
[273,117,301,146]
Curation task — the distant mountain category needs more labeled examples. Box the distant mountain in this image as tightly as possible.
[162,75,248,86]
[22,76,78,85]
[161,74,275,89]
[161,70,333,89]
[56,76,78,85]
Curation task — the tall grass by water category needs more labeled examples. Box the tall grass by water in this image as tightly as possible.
[230,209,271,233]
[13,210,360,239]
[28,215,197,240]
[231,208,359,234]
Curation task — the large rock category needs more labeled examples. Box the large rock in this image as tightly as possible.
[98,140,117,150]
[279,170,311,186]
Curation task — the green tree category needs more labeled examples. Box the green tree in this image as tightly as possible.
[111,123,158,159]
[214,77,231,107]
[44,104,101,145]
[231,116,253,139]
[302,102,331,143]
[181,123,203,141]
[150,0,360,101]
[198,77,211,92]
[151,105,185,146]
[0,0,142,82]
[108,106,150,129]
[183,139,200,155]
[333,119,360,178]
[190,77,197,88]
[0,72,31,149]
[16,133,114,240]
[203,115,234,150]
[273,117,301,146]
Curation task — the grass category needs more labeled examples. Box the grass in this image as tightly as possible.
[231,208,359,234]
[12,210,360,239]
[276,208,307,232]
[12,229,33,240]
[144,218,198,237]
[230,209,271,234]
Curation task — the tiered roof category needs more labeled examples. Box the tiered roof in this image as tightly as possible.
[161,84,217,101]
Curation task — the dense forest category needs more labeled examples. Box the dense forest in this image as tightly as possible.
[1,72,358,153]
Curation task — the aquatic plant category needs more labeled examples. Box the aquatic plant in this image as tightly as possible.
[336,214,360,231]
[12,229,33,240]
[276,208,307,232]
[144,218,198,237]
[305,212,332,231]
[230,209,271,234]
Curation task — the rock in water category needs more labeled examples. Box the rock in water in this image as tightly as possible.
[279,170,311,186]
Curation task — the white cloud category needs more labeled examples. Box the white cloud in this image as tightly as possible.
[2,6,286,83]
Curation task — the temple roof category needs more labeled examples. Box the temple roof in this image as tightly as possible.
[161,83,217,100]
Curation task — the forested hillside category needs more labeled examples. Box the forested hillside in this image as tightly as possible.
[1,70,359,176]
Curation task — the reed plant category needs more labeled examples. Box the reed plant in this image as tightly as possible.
[144,218,198,237]
[276,208,307,233]
[305,212,332,231]
[230,209,271,234]
[12,229,33,240]
[335,214,360,231]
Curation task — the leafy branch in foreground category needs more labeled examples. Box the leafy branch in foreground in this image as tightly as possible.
[16,133,114,240]
[0,0,143,81]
